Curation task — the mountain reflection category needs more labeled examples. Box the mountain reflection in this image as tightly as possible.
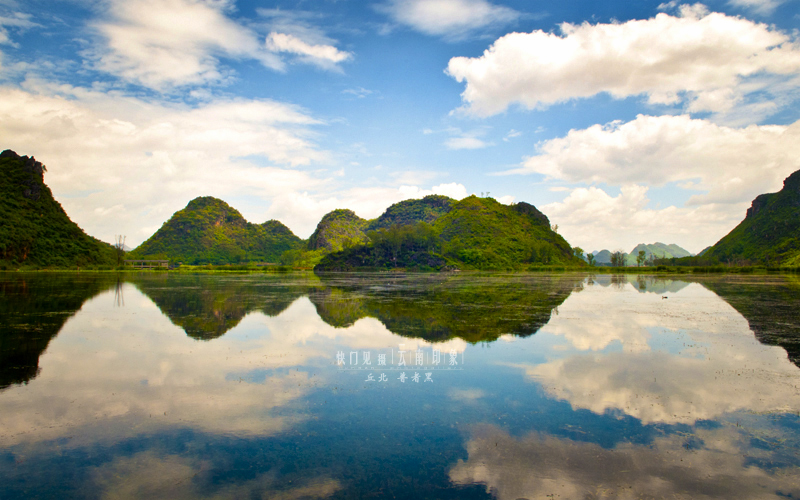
[700,275,800,366]
[125,274,314,340]
[0,273,118,390]
[131,273,585,344]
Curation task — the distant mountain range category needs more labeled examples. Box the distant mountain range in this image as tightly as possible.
[589,242,693,266]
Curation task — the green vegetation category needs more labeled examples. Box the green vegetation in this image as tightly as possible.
[316,196,583,271]
[0,150,117,269]
[307,209,370,251]
[701,169,800,266]
[128,196,303,265]
[309,273,584,343]
[366,194,454,231]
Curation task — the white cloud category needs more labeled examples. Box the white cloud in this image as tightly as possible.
[265,32,352,70]
[541,185,742,254]
[444,136,490,150]
[379,0,519,39]
[728,0,789,14]
[446,5,800,117]
[0,11,35,46]
[89,0,283,89]
[0,82,327,246]
[509,114,800,245]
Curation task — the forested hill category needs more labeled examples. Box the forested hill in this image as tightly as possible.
[0,149,116,269]
[703,168,800,266]
[128,196,303,265]
[316,196,582,271]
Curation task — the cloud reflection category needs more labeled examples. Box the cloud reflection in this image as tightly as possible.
[450,424,800,499]
[518,280,800,424]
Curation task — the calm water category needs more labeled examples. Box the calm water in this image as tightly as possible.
[2,272,800,499]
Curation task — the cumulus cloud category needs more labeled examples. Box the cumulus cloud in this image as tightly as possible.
[0,82,327,245]
[378,0,519,39]
[447,5,800,117]
[507,114,800,251]
[541,185,743,252]
[89,0,284,89]
[265,32,352,70]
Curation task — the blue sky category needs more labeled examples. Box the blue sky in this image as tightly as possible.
[1,0,799,252]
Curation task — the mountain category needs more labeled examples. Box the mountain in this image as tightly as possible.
[129,196,303,265]
[307,209,369,251]
[307,195,456,252]
[625,242,693,265]
[703,169,800,265]
[315,196,582,271]
[366,195,454,231]
[0,149,117,269]
[590,250,614,264]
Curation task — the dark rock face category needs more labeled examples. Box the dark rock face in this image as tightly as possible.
[746,193,773,219]
[512,201,550,227]
[1,149,46,201]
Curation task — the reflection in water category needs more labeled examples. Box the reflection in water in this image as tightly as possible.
[519,280,800,424]
[126,274,314,340]
[701,275,800,367]
[450,424,800,499]
[309,273,583,342]
[0,273,117,390]
[1,272,800,498]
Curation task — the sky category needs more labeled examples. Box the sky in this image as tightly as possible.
[1,0,799,253]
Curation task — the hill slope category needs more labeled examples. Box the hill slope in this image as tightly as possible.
[367,195,454,231]
[704,169,800,265]
[0,150,116,268]
[129,196,303,264]
[307,209,370,251]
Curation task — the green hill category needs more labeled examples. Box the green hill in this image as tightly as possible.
[367,194,454,231]
[129,196,303,265]
[315,196,582,271]
[704,169,800,265]
[307,209,370,251]
[0,150,117,269]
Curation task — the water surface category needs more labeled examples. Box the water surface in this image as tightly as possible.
[2,272,800,499]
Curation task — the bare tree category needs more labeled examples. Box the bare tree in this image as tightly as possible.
[114,235,126,267]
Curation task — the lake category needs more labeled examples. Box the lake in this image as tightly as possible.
[1,271,800,499]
